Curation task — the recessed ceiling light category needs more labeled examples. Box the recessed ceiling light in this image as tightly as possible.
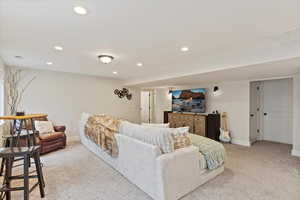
[73,6,88,15]
[98,55,114,64]
[54,46,63,51]
[113,71,118,75]
[46,62,53,65]
[181,46,189,52]
[136,62,143,67]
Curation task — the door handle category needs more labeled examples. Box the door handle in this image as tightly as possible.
[250,114,254,117]
[264,113,267,116]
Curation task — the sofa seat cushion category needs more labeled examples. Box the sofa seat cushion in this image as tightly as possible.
[39,132,65,141]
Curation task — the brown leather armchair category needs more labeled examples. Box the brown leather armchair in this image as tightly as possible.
[30,117,67,154]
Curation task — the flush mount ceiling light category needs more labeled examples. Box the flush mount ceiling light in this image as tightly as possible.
[113,71,118,75]
[46,62,53,65]
[73,6,88,15]
[136,62,143,67]
[98,55,114,64]
[54,46,63,51]
[180,46,189,52]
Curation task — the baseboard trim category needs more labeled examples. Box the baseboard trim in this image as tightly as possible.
[231,139,251,147]
[292,149,300,157]
[68,135,80,142]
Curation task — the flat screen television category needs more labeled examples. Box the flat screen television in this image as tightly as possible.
[171,88,206,113]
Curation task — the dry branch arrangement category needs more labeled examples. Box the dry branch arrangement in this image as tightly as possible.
[6,68,36,115]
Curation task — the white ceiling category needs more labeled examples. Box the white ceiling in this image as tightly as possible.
[1,0,300,86]
[128,57,300,88]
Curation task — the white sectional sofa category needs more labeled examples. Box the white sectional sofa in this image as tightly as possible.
[79,115,224,200]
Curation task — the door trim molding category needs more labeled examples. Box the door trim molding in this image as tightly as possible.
[258,81,264,140]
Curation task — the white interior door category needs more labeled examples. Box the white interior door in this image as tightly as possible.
[141,91,152,123]
[263,78,293,144]
[250,81,262,143]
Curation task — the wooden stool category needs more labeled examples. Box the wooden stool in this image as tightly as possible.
[0,146,45,200]
[0,115,41,177]
[0,114,47,199]
[0,132,37,177]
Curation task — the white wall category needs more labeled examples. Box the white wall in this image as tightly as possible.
[0,59,7,143]
[0,59,4,115]
[153,88,172,123]
[208,81,250,146]
[153,81,251,146]
[292,74,300,157]
[13,68,140,140]
[140,91,150,123]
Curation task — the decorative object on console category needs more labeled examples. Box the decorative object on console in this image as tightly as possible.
[16,111,25,116]
[114,88,132,100]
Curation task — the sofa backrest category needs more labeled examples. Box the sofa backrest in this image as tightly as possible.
[119,121,175,154]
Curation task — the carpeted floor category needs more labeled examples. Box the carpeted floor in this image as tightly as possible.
[8,141,300,200]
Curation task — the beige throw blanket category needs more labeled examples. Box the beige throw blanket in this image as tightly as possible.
[190,134,226,170]
[84,115,122,157]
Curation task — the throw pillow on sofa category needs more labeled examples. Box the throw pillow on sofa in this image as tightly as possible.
[169,127,192,150]
[35,121,55,134]
[119,121,174,153]
[140,124,191,150]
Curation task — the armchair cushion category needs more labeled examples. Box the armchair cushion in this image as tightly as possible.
[35,121,55,134]
[39,132,65,141]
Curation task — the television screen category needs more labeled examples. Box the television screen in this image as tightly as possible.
[172,88,206,113]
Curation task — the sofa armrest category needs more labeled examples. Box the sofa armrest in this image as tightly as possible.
[115,134,162,198]
[116,134,162,166]
[53,125,66,132]
[156,146,201,200]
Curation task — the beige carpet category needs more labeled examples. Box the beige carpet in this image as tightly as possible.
[8,141,300,200]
